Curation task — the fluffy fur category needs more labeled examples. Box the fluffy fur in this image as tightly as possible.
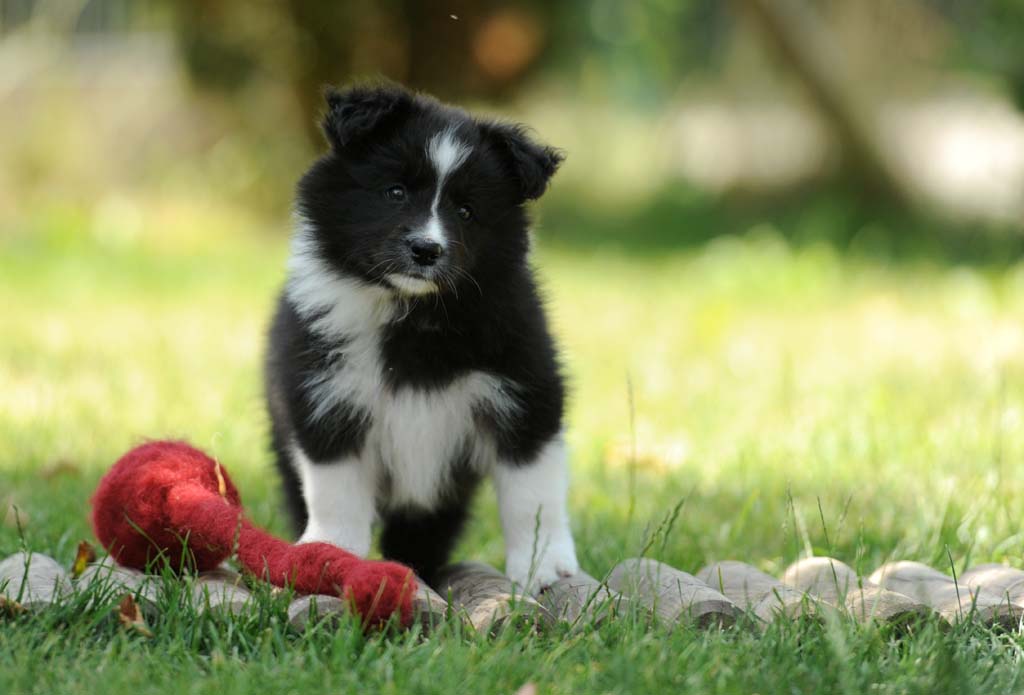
[265,82,578,590]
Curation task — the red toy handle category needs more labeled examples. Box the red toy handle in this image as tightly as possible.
[91,441,415,628]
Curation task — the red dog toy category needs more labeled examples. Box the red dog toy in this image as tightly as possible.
[91,440,415,627]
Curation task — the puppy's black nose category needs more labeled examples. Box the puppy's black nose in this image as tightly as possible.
[407,238,444,266]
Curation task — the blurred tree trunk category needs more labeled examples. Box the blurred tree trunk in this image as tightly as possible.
[280,1,356,146]
[735,0,918,209]
[169,0,553,148]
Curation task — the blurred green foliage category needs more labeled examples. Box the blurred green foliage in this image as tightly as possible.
[942,0,1024,107]
[153,1,1024,106]
[1,0,1022,258]
[542,183,1024,265]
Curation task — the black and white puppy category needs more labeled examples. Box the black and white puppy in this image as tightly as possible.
[264,83,578,590]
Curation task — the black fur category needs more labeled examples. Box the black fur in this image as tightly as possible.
[378,461,480,584]
[321,83,414,150]
[265,82,564,577]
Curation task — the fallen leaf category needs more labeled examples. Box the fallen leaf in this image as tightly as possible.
[117,594,153,637]
[604,433,691,472]
[40,458,79,480]
[71,540,97,578]
[0,596,27,616]
[2,499,28,529]
[213,459,228,501]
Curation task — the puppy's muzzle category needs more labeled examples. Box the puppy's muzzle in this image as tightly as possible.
[406,237,444,267]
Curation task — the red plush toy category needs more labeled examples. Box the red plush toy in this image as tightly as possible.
[91,440,415,628]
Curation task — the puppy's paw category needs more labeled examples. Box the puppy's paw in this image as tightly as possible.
[506,540,579,594]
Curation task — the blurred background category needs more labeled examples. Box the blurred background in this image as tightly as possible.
[3,0,1024,247]
[2,1,1023,571]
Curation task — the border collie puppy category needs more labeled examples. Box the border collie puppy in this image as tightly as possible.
[265,83,578,590]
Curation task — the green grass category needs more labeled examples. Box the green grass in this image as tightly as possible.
[2,198,1024,694]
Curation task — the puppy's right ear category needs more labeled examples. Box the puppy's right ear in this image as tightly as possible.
[481,121,565,201]
[321,84,413,150]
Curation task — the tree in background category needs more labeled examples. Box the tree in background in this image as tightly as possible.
[2,0,1019,229]
[170,0,557,143]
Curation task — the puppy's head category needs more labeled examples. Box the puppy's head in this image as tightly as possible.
[295,83,563,297]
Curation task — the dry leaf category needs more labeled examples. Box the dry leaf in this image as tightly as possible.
[213,460,228,500]
[0,596,27,616]
[40,459,79,480]
[514,683,538,695]
[2,498,28,529]
[71,540,97,578]
[117,594,153,637]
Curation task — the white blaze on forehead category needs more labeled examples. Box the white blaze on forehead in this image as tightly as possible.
[421,127,472,246]
[428,127,471,180]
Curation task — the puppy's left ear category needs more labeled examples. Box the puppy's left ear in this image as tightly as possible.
[321,83,413,149]
[482,122,565,201]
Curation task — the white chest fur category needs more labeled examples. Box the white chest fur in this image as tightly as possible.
[311,336,516,509]
[367,372,513,508]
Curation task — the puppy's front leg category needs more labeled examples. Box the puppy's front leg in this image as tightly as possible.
[493,436,578,592]
[294,447,375,557]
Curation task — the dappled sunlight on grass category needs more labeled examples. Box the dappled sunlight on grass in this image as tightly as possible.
[2,206,1024,582]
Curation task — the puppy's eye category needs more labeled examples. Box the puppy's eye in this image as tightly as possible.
[384,185,407,202]
[456,204,473,221]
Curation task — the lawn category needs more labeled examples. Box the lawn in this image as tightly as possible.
[2,196,1024,694]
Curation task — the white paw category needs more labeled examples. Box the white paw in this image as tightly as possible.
[506,539,579,594]
[297,529,324,545]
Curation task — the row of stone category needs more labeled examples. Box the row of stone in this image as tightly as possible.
[433,557,1024,633]
[3,552,1023,633]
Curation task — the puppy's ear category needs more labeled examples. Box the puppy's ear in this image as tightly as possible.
[482,122,565,201]
[321,83,413,149]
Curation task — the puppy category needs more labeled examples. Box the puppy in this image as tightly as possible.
[264,83,578,590]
